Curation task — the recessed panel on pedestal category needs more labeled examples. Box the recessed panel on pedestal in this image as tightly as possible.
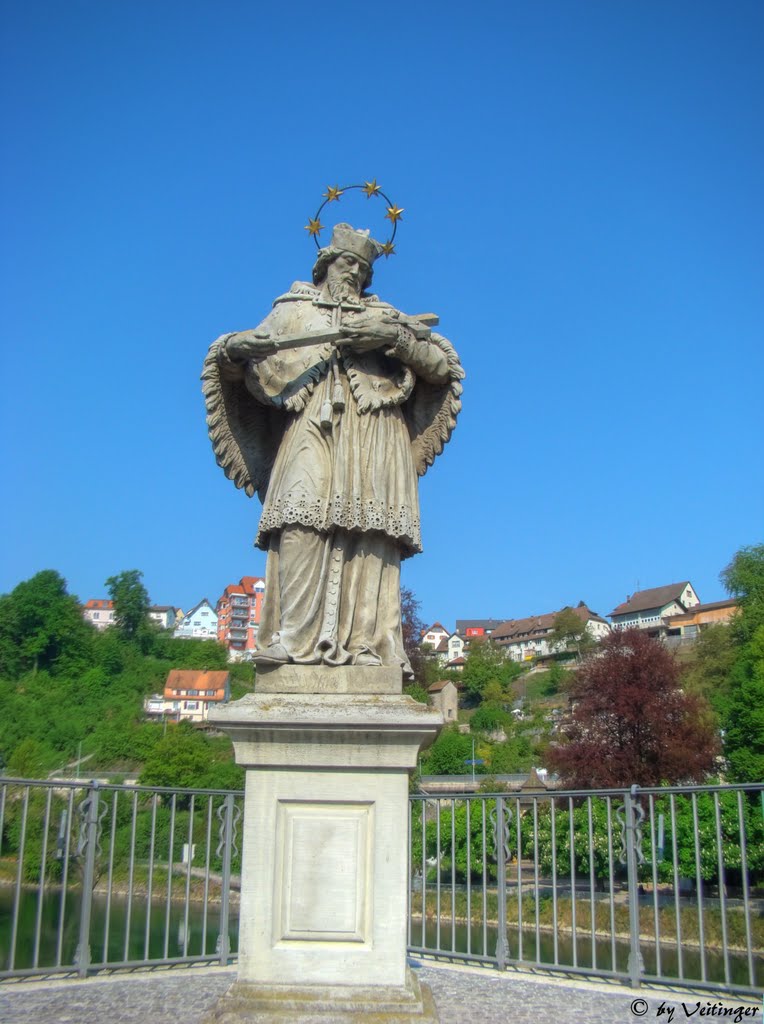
[274,801,373,944]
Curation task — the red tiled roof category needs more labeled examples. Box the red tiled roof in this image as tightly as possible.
[610,583,693,617]
[84,599,113,610]
[164,669,230,700]
[492,604,604,643]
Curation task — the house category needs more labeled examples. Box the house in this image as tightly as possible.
[82,599,115,631]
[427,680,459,723]
[454,619,505,639]
[144,669,230,724]
[609,582,700,637]
[148,606,177,630]
[216,576,266,660]
[174,599,218,640]
[663,598,739,642]
[492,603,610,662]
[446,633,465,663]
[420,622,450,649]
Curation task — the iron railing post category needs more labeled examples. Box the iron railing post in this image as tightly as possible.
[75,783,100,978]
[623,785,644,988]
[495,796,508,969]
[217,793,234,966]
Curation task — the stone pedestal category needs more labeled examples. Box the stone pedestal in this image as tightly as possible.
[204,665,442,1023]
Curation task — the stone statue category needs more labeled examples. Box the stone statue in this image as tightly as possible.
[203,222,463,678]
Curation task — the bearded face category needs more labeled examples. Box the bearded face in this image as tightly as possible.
[324,252,368,302]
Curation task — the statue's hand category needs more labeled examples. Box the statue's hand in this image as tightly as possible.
[226,331,277,364]
[337,317,399,353]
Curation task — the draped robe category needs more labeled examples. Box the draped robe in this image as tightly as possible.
[205,281,463,674]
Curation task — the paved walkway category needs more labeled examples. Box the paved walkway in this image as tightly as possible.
[0,960,760,1024]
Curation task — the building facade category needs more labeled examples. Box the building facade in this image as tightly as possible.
[82,599,115,631]
[174,599,218,640]
[609,582,700,636]
[492,603,610,662]
[144,669,230,724]
[216,576,266,660]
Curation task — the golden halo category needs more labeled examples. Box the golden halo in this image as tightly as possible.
[304,181,402,258]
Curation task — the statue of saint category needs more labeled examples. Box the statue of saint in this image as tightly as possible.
[203,222,463,677]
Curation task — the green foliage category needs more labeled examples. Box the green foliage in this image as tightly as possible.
[0,570,93,679]
[716,544,764,782]
[403,683,430,705]
[0,569,240,780]
[526,792,764,885]
[151,634,230,668]
[487,735,534,773]
[542,660,573,696]
[547,606,595,660]
[682,623,736,717]
[411,800,497,882]
[105,569,151,640]
[139,723,244,791]
[6,737,58,777]
[420,727,478,775]
[723,625,764,782]
[721,543,764,641]
[470,705,510,733]
[461,640,522,703]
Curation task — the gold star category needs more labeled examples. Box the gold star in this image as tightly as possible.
[323,185,344,202]
[363,178,382,198]
[305,217,324,237]
[385,204,404,224]
[380,241,396,257]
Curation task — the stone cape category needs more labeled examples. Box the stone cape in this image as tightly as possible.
[202,280,464,530]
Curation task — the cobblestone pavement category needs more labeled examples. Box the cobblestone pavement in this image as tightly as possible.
[0,961,759,1024]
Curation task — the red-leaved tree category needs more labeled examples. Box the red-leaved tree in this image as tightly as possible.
[547,628,719,788]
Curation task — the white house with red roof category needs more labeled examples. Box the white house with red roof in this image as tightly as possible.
[492,603,610,662]
[144,669,230,724]
[421,622,450,648]
[82,598,115,631]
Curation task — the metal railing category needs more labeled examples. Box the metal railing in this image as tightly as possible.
[0,778,762,997]
[409,783,764,996]
[0,778,244,978]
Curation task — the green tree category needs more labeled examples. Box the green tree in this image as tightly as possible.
[721,543,764,642]
[0,570,92,678]
[6,737,57,778]
[105,569,151,641]
[723,625,764,782]
[717,543,764,781]
[547,605,595,661]
[470,705,511,734]
[682,623,737,716]
[461,640,521,703]
[487,735,533,773]
[420,727,477,775]
[403,683,430,705]
[139,723,213,789]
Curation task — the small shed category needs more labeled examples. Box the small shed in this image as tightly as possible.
[428,680,459,722]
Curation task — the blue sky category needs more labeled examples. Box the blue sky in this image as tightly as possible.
[1,1,762,630]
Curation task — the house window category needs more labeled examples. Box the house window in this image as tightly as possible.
[185,702,198,710]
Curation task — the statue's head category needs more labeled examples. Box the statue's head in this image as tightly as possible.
[312,223,383,294]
